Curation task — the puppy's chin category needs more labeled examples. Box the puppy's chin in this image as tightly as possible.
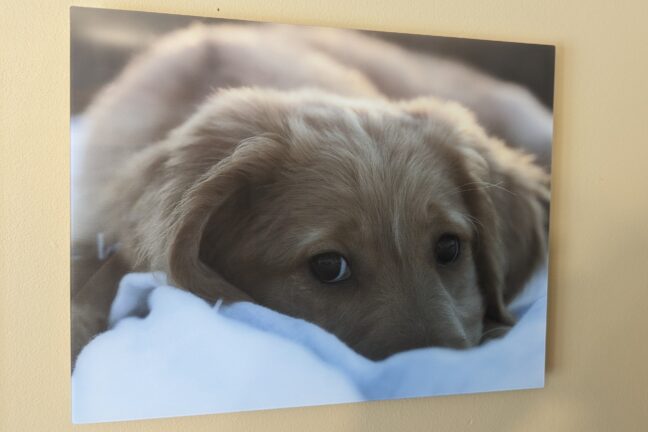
[352,332,475,361]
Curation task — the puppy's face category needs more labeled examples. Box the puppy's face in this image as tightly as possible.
[202,124,485,359]
[151,89,549,360]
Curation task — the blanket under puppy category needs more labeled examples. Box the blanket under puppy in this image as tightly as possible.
[72,269,547,423]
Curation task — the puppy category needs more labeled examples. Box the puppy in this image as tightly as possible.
[72,24,549,362]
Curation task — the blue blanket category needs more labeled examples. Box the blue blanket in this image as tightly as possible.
[72,269,547,423]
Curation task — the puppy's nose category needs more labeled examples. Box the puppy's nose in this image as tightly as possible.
[405,307,471,350]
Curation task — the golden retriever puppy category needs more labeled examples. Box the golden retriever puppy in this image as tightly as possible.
[72,24,549,362]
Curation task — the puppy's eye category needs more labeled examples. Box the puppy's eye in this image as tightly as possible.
[435,234,461,265]
[309,252,351,283]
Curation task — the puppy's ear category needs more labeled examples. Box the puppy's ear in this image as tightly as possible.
[403,98,549,327]
[133,88,296,302]
[166,133,289,302]
[457,122,550,328]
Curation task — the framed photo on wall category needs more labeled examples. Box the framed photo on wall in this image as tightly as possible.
[70,6,554,423]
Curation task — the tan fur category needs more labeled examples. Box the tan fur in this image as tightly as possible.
[72,24,550,362]
[285,26,554,169]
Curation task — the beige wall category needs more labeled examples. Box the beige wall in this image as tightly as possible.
[1,0,647,430]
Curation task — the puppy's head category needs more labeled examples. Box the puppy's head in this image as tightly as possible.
[139,88,549,360]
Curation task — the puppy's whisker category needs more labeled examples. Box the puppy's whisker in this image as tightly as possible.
[463,213,485,235]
